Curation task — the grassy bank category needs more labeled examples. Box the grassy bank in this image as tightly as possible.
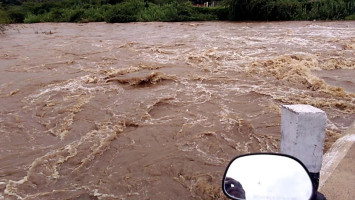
[0,0,354,24]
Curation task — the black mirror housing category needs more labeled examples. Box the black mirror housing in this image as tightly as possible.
[222,153,316,200]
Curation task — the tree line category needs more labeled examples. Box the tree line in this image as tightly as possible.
[230,0,355,20]
[0,0,354,24]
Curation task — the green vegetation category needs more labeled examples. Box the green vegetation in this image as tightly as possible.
[230,0,355,21]
[0,0,228,23]
[345,13,355,20]
[0,3,10,33]
[0,0,354,24]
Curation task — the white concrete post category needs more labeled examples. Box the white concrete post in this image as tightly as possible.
[280,105,327,189]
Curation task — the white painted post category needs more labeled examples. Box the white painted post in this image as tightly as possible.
[280,104,327,189]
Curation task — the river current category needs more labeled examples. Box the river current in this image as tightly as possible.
[0,21,354,199]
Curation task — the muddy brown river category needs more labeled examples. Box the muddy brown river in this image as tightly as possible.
[0,21,354,200]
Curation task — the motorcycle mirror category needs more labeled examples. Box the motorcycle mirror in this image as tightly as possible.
[222,153,315,200]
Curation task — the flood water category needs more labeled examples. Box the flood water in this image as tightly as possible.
[0,21,354,200]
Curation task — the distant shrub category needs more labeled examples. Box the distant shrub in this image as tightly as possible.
[23,6,105,23]
[345,14,355,20]
[307,0,349,20]
[137,3,172,21]
[104,0,144,23]
[23,13,40,23]
[0,8,9,33]
[67,8,85,22]
[138,1,224,22]
[82,7,105,22]
[208,7,229,20]
[7,6,26,23]
[0,8,10,23]
[193,6,229,20]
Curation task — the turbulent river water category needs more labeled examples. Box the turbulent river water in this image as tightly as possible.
[0,21,354,200]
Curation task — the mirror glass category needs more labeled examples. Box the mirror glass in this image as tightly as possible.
[223,154,313,200]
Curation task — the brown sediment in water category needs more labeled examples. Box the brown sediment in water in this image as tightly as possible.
[248,54,355,114]
[0,21,354,199]
[106,71,175,86]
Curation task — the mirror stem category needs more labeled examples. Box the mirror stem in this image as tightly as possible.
[310,172,320,190]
